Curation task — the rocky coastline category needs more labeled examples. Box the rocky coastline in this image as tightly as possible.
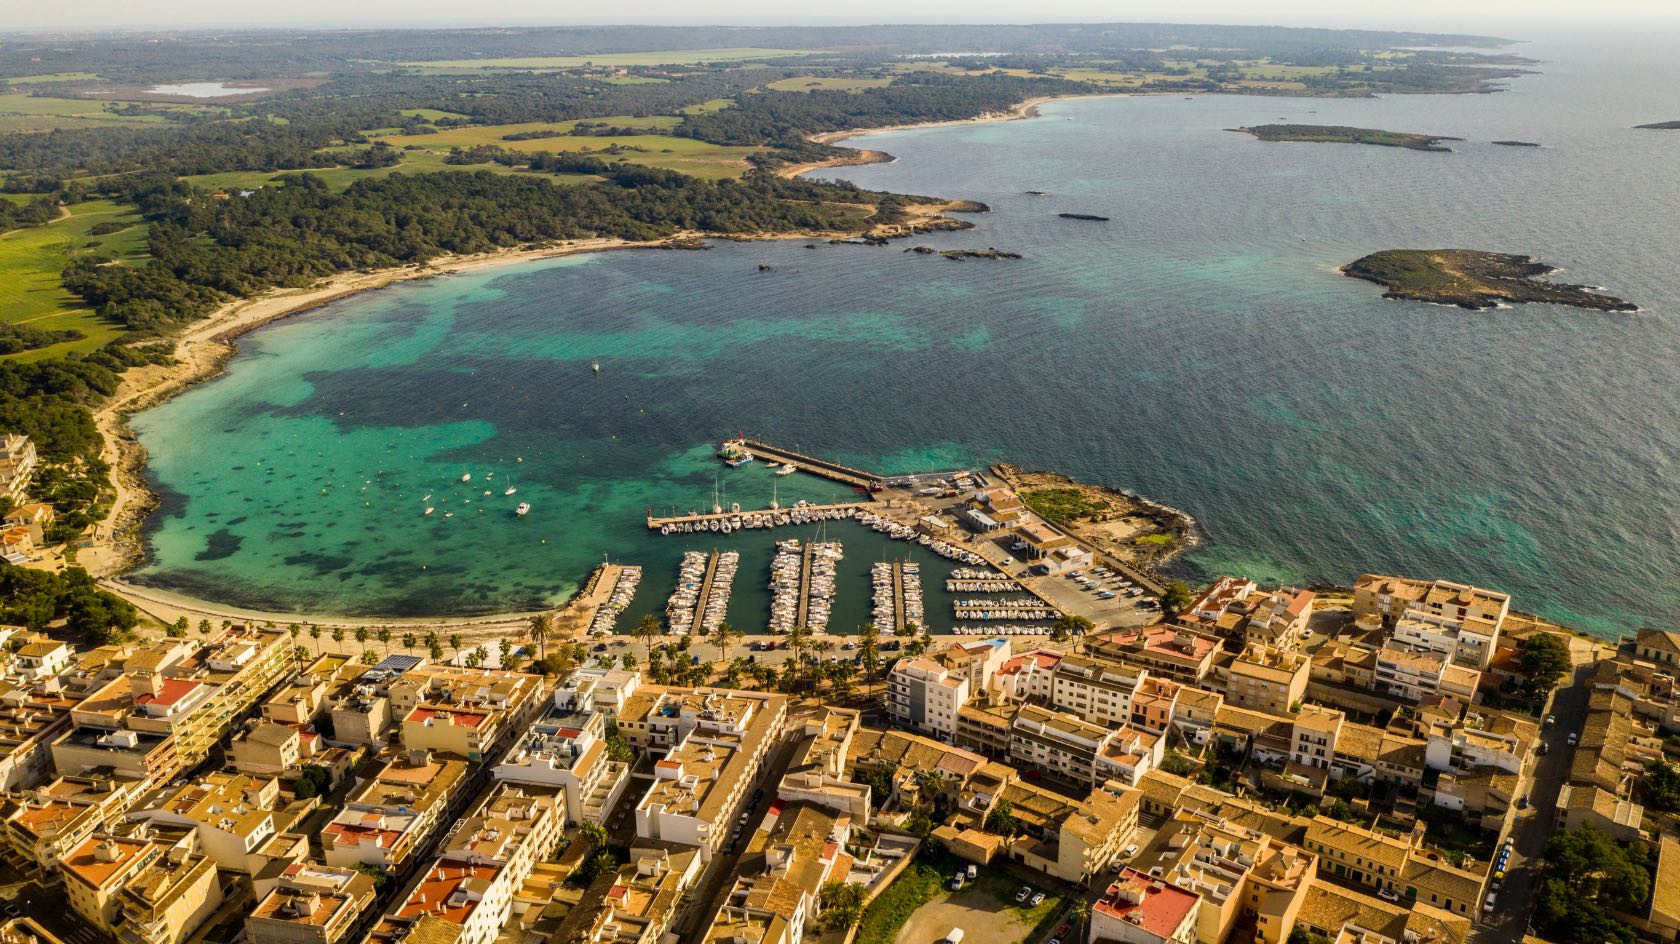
[1342,249,1638,312]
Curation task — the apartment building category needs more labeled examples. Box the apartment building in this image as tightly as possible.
[998,778,1140,883]
[1090,626,1220,683]
[0,775,141,874]
[1290,705,1344,771]
[627,687,786,861]
[1010,704,1118,788]
[1094,726,1164,788]
[492,698,631,825]
[699,802,852,944]
[1092,867,1202,944]
[616,686,786,755]
[990,649,1063,703]
[126,771,307,874]
[1354,576,1510,630]
[1246,589,1316,650]
[1226,645,1309,715]
[246,863,376,944]
[1390,610,1500,672]
[230,721,305,777]
[367,782,564,944]
[552,666,641,714]
[135,627,296,769]
[0,679,79,790]
[323,750,468,873]
[1131,677,1183,734]
[776,708,870,823]
[263,654,359,726]
[1049,654,1148,728]
[389,665,547,762]
[581,846,702,944]
[1152,811,1316,944]
[60,833,181,935]
[1372,645,1480,703]
[1301,817,1410,897]
[0,435,37,504]
[51,726,177,787]
[116,844,225,944]
[846,727,985,811]
[0,919,67,944]
[886,657,969,739]
[955,697,1018,758]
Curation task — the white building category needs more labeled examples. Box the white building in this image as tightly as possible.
[492,701,630,825]
[887,657,970,740]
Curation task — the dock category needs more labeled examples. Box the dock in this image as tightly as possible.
[647,501,873,531]
[738,438,884,489]
[795,542,814,630]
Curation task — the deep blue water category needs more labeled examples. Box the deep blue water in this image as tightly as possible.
[132,31,1680,636]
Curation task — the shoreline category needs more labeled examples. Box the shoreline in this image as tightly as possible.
[81,211,993,631]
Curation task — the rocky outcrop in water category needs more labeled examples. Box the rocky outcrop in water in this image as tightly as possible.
[904,247,1022,261]
[1233,124,1459,151]
[1342,249,1637,312]
[1058,213,1110,222]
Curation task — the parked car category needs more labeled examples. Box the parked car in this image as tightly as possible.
[1567,732,1579,746]
[1016,886,1032,903]
[1030,893,1045,906]
[1124,843,1139,857]
[950,874,965,892]
[1483,893,1498,913]
[966,864,977,879]
[1538,741,1549,755]
[1545,714,1555,727]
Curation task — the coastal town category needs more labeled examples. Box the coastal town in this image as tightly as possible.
[0,431,1667,944]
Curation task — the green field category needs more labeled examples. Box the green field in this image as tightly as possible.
[0,92,201,132]
[0,200,148,359]
[181,149,604,192]
[374,120,762,179]
[398,107,470,121]
[765,75,894,92]
[680,98,735,115]
[401,47,809,69]
[3,72,102,85]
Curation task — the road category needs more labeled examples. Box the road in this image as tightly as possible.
[668,734,802,939]
[1472,664,1592,944]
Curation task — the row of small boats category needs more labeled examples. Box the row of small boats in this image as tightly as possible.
[699,552,739,633]
[665,552,709,637]
[946,579,1022,593]
[768,540,804,634]
[804,541,844,632]
[588,566,641,636]
[655,500,855,535]
[856,511,987,566]
[954,597,1059,621]
[870,560,926,630]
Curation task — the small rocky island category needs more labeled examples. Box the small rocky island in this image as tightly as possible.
[1233,124,1460,152]
[1492,140,1541,147]
[1057,213,1110,221]
[904,247,1022,261]
[1342,249,1637,312]
[1636,120,1680,129]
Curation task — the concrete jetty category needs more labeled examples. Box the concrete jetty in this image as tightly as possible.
[738,438,884,489]
[647,501,873,530]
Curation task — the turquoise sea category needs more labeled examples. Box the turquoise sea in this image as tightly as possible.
[131,30,1680,637]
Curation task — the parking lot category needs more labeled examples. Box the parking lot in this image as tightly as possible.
[895,861,1071,944]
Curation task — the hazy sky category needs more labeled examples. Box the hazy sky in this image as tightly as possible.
[6,0,1677,32]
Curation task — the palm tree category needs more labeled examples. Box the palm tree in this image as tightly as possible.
[448,633,463,657]
[787,624,812,682]
[531,613,553,660]
[857,622,881,684]
[377,628,391,654]
[286,623,300,645]
[709,620,740,668]
[354,627,369,650]
[402,632,417,654]
[634,613,662,663]
[331,627,346,650]
[307,625,321,653]
[578,821,608,851]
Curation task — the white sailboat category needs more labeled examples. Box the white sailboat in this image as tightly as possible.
[424,507,434,516]
[460,473,471,483]
[516,502,531,517]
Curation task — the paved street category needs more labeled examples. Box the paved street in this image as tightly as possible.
[1473,664,1592,944]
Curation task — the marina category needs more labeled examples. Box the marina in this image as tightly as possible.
[946,567,1022,593]
[587,565,642,636]
[953,598,1060,621]
[649,500,873,533]
[871,560,926,634]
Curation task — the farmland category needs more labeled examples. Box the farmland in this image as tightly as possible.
[0,200,147,359]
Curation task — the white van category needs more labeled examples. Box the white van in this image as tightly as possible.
[947,930,965,944]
